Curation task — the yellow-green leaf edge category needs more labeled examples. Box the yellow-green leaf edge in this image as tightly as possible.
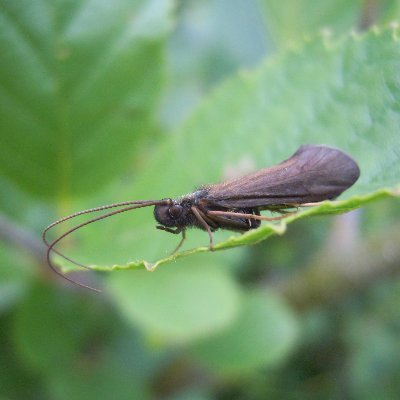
[88,187,399,272]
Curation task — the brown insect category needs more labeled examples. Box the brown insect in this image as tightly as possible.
[43,144,360,292]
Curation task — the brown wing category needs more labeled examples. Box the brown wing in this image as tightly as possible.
[203,145,360,208]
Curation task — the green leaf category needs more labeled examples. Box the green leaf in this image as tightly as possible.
[261,0,363,47]
[260,0,400,48]
[189,289,299,375]
[46,362,150,400]
[13,283,150,400]
[343,281,400,399]
[0,242,32,313]
[107,259,240,344]
[72,26,400,273]
[0,0,172,199]
[13,284,100,372]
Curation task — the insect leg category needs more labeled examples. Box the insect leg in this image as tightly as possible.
[156,226,182,234]
[171,229,186,254]
[205,212,251,231]
[191,206,214,250]
[300,201,337,207]
[156,226,187,254]
[206,210,296,221]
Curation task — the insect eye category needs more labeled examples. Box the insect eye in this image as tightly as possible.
[169,205,183,219]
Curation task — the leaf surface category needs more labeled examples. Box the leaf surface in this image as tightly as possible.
[75,27,400,272]
[0,0,172,198]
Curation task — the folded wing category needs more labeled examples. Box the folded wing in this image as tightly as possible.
[204,145,360,208]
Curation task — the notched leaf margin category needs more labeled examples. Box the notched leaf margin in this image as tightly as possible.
[88,188,399,273]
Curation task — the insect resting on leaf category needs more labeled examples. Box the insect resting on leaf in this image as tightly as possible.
[43,144,360,292]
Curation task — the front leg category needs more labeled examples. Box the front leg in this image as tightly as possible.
[156,225,182,234]
[191,206,215,251]
[156,226,186,255]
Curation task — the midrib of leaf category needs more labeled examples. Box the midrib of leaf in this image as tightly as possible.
[49,2,73,211]
[0,8,55,185]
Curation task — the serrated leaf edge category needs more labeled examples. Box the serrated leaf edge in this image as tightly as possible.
[85,187,399,273]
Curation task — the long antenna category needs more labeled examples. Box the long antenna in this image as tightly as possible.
[44,200,170,292]
[43,200,164,249]
[43,200,167,266]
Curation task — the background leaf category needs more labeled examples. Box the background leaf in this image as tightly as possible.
[13,283,151,399]
[189,289,298,375]
[0,0,172,199]
[260,0,400,47]
[107,259,240,344]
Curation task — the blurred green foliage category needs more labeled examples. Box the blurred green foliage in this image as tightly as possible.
[1,1,400,399]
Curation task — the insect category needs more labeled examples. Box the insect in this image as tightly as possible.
[43,144,360,292]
